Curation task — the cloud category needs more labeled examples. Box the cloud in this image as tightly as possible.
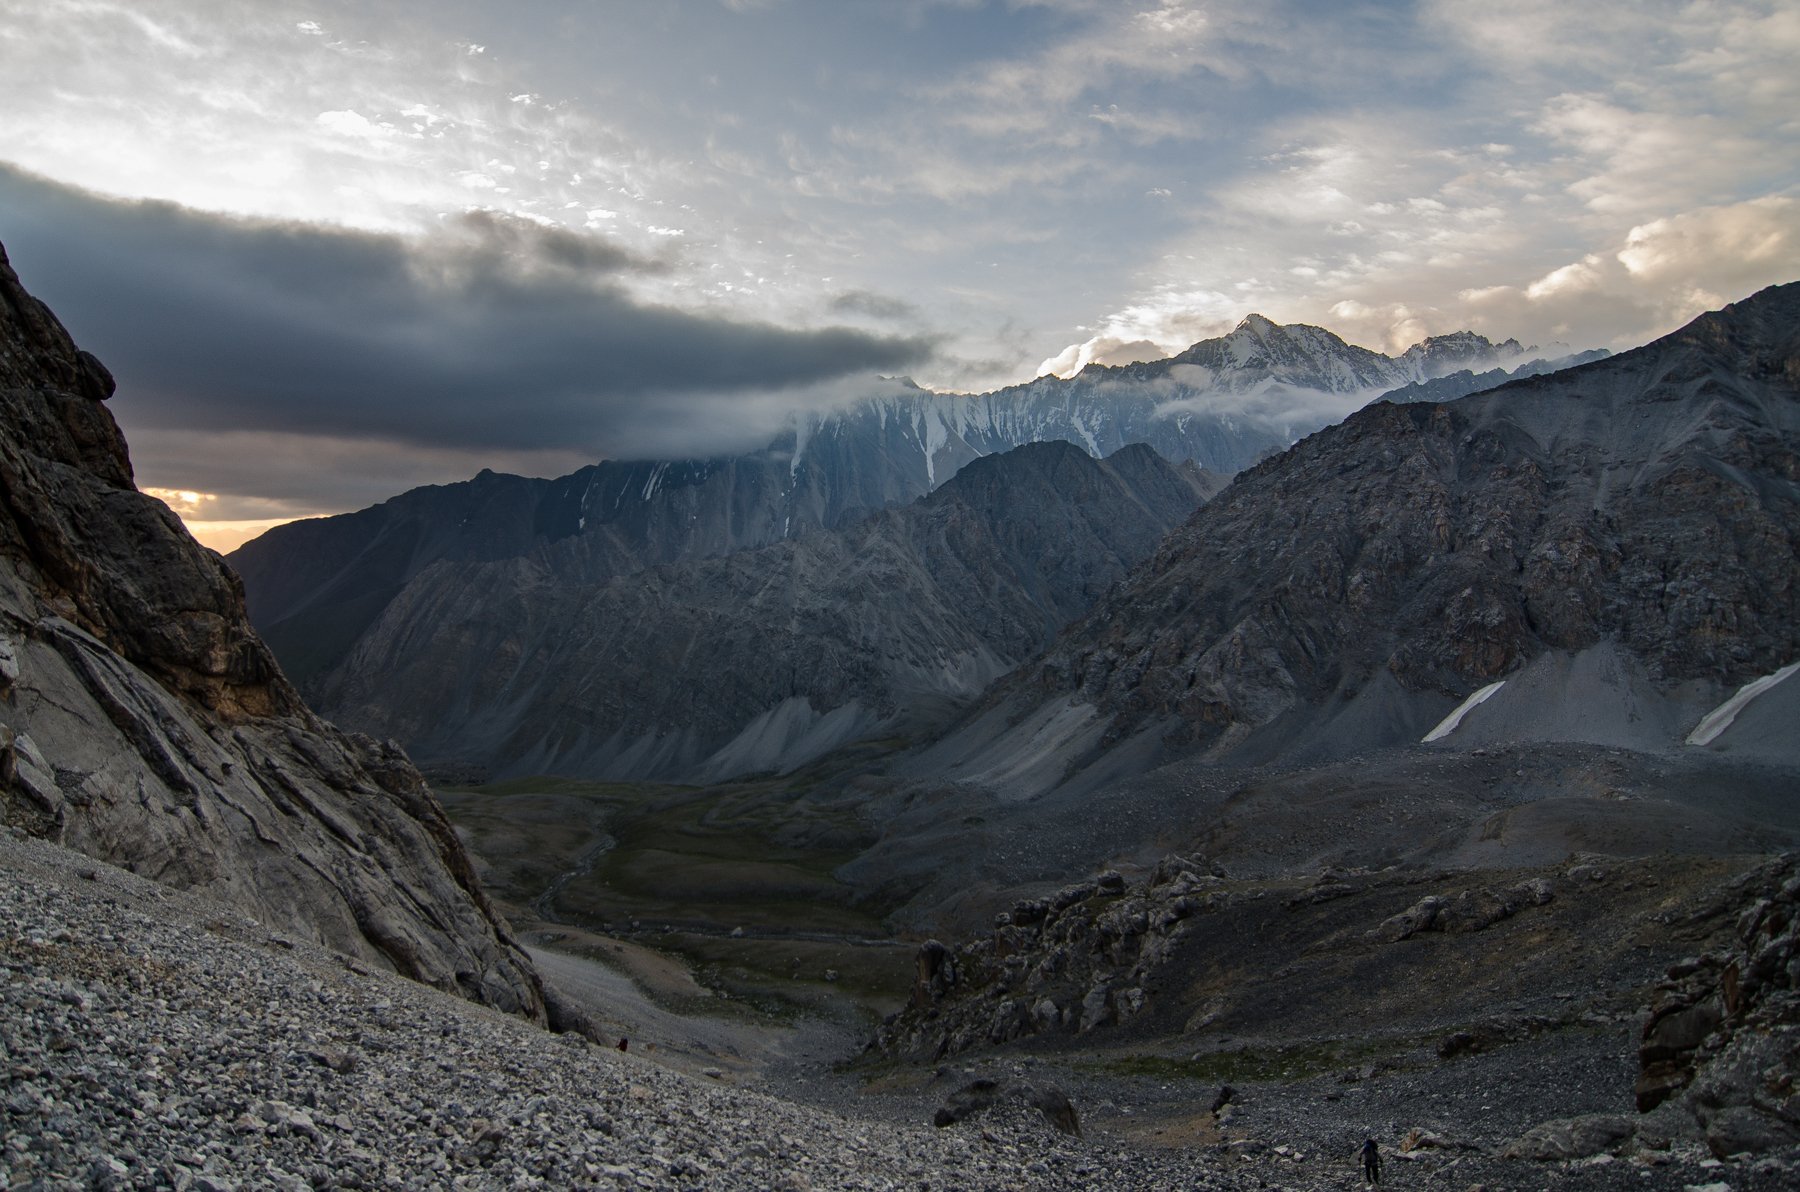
[1534,93,1766,219]
[1141,364,1378,430]
[5,0,1797,435]
[828,289,923,322]
[1036,336,1165,377]
[1454,196,1800,348]
[0,166,933,509]
[1616,198,1798,287]
[1037,286,1246,376]
[122,427,599,523]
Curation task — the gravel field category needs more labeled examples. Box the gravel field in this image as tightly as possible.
[0,831,1250,1190]
[4,829,1796,1190]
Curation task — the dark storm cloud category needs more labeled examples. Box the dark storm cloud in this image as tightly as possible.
[828,289,922,322]
[0,166,935,456]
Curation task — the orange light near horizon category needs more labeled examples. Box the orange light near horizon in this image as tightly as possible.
[183,519,297,554]
[142,488,294,551]
[142,486,214,516]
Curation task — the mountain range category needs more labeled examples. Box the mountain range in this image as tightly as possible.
[313,441,1215,782]
[5,231,1800,1184]
[914,282,1800,798]
[231,314,1569,781]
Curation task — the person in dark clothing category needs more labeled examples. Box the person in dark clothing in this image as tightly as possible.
[1360,1137,1381,1185]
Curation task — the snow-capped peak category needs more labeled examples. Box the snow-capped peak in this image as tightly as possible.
[1399,331,1529,379]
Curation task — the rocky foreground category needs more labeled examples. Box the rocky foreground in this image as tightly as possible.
[5,826,1800,1190]
[0,830,1248,1191]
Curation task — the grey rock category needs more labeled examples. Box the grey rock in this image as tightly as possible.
[0,240,545,1023]
[1500,1113,1635,1160]
[1637,854,1800,1151]
[932,1077,1081,1136]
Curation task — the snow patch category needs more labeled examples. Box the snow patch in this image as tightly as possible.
[641,462,668,502]
[1422,681,1506,743]
[791,418,811,481]
[906,404,956,487]
[1686,662,1800,747]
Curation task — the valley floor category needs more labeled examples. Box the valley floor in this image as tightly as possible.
[7,829,1797,1190]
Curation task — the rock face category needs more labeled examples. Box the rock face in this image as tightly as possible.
[313,441,1214,782]
[875,860,1221,1060]
[922,283,1800,796]
[0,242,546,1020]
[229,315,1531,762]
[1636,854,1800,1155]
[877,839,1794,1067]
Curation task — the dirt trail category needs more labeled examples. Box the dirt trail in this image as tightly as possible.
[527,944,860,1083]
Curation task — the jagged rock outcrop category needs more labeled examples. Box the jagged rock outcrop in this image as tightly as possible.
[874,857,1571,1062]
[1635,854,1800,1155]
[873,857,1230,1060]
[1370,878,1554,942]
[0,242,546,1020]
[921,283,1800,796]
[314,441,1214,781]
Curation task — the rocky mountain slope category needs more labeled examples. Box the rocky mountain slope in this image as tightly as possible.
[0,242,546,1020]
[313,441,1216,782]
[916,283,1800,798]
[228,316,1532,717]
[12,823,1797,1189]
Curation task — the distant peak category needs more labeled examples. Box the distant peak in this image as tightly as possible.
[1402,329,1524,355]
[1235,313,1278,334]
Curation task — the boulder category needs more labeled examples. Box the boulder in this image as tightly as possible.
[932,1077,1081,1136]
[1501,1114,1635,1161]
[1635,856,1800,1151]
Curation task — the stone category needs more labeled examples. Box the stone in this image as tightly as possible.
[1375,896,1445,942]
[1077,981,1113,1034]
[1703,1105,1796,1158]
[0,241,546,1024]
[1501,1114,1635,1161]
[931,1077,1081,1136]
[911,940,957,1010]
[1637,857,1800,1131]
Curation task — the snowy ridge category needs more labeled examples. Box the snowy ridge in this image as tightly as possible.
[777,317,1541,499]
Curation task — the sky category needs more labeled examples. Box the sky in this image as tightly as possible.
[1,0,1796,550]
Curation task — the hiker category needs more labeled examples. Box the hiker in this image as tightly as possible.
[1360,1137,1381,1185]
[617,1037,629,1053]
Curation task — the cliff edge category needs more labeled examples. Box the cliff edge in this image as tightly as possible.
[0,241,546,1021]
